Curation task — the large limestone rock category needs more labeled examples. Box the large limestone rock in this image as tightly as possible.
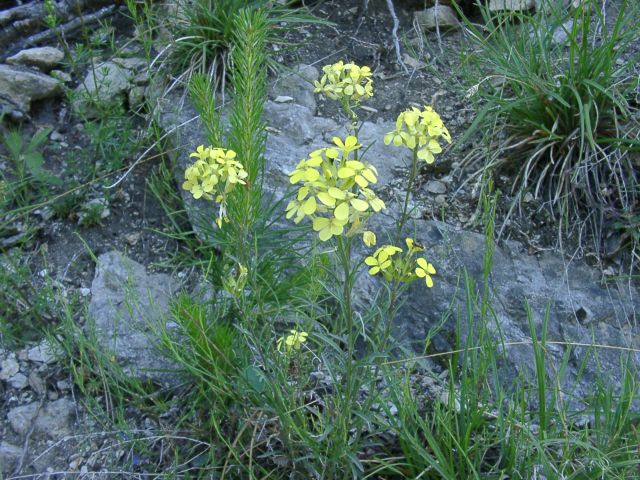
[7,398,75,439]
[270,64,319,112]
[415,5,461,30]
[0,64,63,113]
[88,251,178,381]
[489,0,536,10]
[359,217,640,406]
[7,47,64,72]
[74,57,146,117]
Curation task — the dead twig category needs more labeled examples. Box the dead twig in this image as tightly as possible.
[385,0,408,74]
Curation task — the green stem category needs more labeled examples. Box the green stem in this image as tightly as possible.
[335,234,356,402]
[336,235,354,336]
[395,148,420,242]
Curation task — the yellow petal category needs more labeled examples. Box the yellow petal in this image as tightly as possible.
[334,202,349,221]
[303,196,317,215]
[317,191,336,207]
[350,198,369,212]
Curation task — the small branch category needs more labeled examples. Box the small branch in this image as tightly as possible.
[385,0,408,74]
[24,5,118,47]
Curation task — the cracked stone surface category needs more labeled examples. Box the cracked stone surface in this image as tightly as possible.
[88,251,179,383]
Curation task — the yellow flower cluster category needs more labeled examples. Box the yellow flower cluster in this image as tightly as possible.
[384,106,451,164]
[286,136,385,241]
[364,237,436,287]
[314,61,373,103]
[182,146,248,227]
[277,329,309,353]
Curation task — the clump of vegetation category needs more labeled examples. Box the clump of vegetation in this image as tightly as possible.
[460,0,640,252]
[168,0,323,83]
[0,251,62,346]
[0,125,60,209]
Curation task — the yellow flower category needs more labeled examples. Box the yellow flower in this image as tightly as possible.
[384,106,451,163]
[415,258,436,287]
[313,216,348,241]
[286,136,385,241]
[363,230,376,247]
[277,329,309,353]
[417,138,442,164]
[405,237,424,252]
[314,61,374,103]
[182,146,247,228]
[332,135,361,155]
[365,245,402,275]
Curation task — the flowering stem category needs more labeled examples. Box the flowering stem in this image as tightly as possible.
[395,148,419,242]
[335,235,354,336]
[335,234,356,390]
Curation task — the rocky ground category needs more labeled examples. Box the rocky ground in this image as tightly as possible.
[1,0,639,477]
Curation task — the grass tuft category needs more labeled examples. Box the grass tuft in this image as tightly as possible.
[459,0,640,253]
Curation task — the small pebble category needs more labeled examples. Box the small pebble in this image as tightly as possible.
[0,357,20,380]
[435,194,447,206]
[9,373,28,390]
[426,180,447,194]
[49,130,64,142]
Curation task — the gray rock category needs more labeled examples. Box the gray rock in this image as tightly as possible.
[0,356,19,380]
[50,69,72,83]
[7,47,65,72]
[265,101,336,147]
[552,19,573,45]
[0,442,22,476]
[28,371,46,395]
[270,64,319,112]
[0,64,63,113]
[489,0,536,10]
[128,85,146,109]
[7,402,39,435]
[358,219,640,407]
[425,180,447,194]
[9,372,28,390]
[8,398,75,439]
[27,340,56,364]
[414,5,461,31]
[88,251,179,381]
[74,60,137,118]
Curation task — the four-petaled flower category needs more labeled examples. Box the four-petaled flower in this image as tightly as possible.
[415,258,436,288]
[365,245,402,275]
[314,61,374,103]
[363,230,376,247]
[277,329,309,353]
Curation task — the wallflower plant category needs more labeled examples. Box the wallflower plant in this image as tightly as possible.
[383,106,452,240]
[182,145,248,228]
[277,329,309,354]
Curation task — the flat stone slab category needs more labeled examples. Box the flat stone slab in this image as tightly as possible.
[359,218,640,405]
[88,251,179,382]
